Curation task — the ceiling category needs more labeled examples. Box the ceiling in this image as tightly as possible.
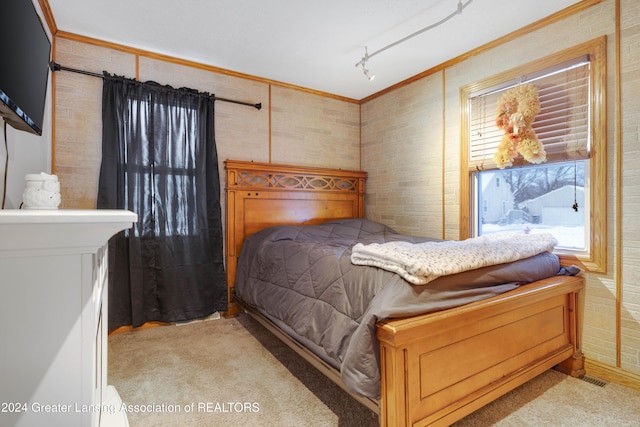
[46,0,583,100]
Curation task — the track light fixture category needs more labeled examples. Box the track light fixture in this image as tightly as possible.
[360,47,375,81]
[355,0,473,80]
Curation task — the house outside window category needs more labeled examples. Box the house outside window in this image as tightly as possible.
[477,163,587,250]
[460,38,606,272]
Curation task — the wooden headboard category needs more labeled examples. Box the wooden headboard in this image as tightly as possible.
[224,159,367,315]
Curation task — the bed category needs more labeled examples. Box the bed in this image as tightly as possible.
[224,159,584,427]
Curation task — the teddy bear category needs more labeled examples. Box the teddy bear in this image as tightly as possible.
[493,83,546,169]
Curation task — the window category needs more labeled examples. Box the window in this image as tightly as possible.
[124,97,203,238]
[460,38,606,272]
[477,162,588,251]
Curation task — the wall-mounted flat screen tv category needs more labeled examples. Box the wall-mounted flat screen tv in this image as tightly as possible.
[0,0,52,136]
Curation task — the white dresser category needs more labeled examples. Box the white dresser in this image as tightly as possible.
[0,210,137,427]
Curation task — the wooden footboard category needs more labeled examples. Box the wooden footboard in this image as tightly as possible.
[377,275,584,427]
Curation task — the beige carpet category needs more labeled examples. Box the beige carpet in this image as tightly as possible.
[108,314,640,427]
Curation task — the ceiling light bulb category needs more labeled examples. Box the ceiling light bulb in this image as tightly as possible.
[365,69,375,81]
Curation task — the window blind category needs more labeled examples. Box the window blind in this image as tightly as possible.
[469,59,590,171]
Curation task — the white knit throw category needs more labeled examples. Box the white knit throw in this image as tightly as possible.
[350,232,558,285]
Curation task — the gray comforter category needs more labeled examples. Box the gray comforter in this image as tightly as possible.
[234,219,563,399]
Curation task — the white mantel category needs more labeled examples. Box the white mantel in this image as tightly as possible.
[0,209,136,427]
[0,209,137,252]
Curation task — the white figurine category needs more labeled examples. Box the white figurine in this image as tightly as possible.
[22,172,61,209]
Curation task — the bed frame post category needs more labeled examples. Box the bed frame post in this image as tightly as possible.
[378,345,408,427]
[225,165,240,317]
[554,286,585,377]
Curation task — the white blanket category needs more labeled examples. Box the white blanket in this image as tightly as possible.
[350,232,558,285]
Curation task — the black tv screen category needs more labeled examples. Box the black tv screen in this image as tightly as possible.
[0,0,52,136]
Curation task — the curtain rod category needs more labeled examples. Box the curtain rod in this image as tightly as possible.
[49,61,262,110]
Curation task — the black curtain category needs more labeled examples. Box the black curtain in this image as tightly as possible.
[98,74,227,330]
